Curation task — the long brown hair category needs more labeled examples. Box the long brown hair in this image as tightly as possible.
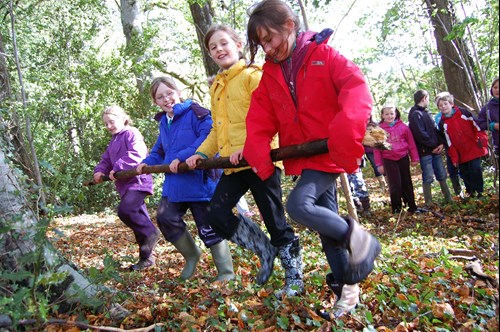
[246,0,301,64]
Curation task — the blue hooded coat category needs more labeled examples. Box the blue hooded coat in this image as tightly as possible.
[142,100,217,202]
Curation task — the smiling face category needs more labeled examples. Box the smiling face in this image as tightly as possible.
[154,82,181,116]
[207,30,242,70]
[382,107,397,124]
[257,21,295,62]
[103,113,126,135]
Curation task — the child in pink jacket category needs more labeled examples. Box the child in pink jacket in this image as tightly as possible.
[375,105,420,213]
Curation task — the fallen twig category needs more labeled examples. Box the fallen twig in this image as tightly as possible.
[18,318,165,331]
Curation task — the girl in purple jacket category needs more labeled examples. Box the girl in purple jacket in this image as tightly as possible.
[374,105,420,213]
[94,105,160,271]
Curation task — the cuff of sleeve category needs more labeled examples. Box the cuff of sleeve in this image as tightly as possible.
[490,122,497,131]
[195,151,208,159]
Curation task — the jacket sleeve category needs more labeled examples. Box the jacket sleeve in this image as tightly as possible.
[327,48,372,173]
[409,112,439,149]
[477,105,490,131]
[177,113,213,162]
[142,133,164,166]
[114,129,148,171]
[244,78,280,181]
[197,90,221,158]
[406,127,420,162]
[373,149,383,167]
[94,148,112,174]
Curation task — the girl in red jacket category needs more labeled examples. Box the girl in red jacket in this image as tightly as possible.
[436,92,488,198]
[374,105,420,214]
[244,0,380,318]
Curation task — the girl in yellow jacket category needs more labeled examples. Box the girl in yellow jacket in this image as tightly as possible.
[186,24,302,297]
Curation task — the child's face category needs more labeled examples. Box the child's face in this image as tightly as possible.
[382,108,396,124]
[492,81,499,99]
[438,100,453,115]
[257,21,295,62]
[208,30,242,70]
[154,83,180,115]
[103,114,126,135]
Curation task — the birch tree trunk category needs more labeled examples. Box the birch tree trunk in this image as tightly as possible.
[0,139,99,306]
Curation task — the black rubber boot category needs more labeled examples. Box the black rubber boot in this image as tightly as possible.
[275,237,304,297]
[130,229,161,271]
[229,214,278,285]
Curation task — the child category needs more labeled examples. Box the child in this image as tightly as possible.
[347,169,371,217]
[243,0,380,317]
[478,78,499,162]
[408,90,453,206]
[364,117,387,191]
[374,105,420,213]
[93,105,160,271]
[186,24,303,297]
[137,77,234,282]
[435,92,489,198]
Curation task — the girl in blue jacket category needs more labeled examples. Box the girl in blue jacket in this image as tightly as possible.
[137,77,234,282]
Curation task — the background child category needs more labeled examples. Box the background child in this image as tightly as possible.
[436,92,489,198]
[244,0,380,317]
[478,78,499,164]
[374,105,419,213]
[408,90,453,206]
[137,77,234,282]
[364,117,387,191]
[435,109,464,197]
[93,105,160,271]
[186,24,303,297]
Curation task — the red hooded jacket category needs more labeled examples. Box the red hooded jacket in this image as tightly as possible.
[244,29,372,180]
[438,106,488,165]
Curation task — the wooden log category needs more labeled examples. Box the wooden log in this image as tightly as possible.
[84,129,391,186]
[84,139,329,186]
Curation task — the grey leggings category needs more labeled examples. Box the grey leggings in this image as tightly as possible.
[286,169,350,282]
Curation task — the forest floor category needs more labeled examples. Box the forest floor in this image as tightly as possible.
[47,170,499,331]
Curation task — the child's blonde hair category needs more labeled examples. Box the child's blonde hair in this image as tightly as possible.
[435,92,454,106]
[103,105,132,125]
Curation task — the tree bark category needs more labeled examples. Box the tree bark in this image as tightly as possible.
[120,0,148,93]
[424,0,480,111]
[0,143,99,300]
[189,1,220,78]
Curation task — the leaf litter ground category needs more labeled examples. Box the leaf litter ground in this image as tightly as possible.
[47,171,499,331]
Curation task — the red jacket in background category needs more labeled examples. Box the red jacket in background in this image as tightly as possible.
[244,30,372,181]
[438,106,488,165]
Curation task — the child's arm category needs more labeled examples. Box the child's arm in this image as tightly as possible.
[177,111,213,162]
[373,149,384,174]
[406,126,420,164]
[142,134,164,166]
[326,48,372,173]
[244,84,280,181]
[114,129,149,171]
[94,148,112,180]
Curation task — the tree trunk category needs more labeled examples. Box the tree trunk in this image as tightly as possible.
[120,0,148,93]
[0,142,99,301]
[424,0,481,111]
[189,1,220,78]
